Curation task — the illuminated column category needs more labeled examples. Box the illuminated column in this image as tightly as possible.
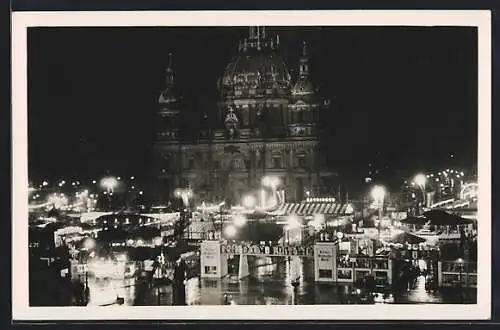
[290,256,302,283]
[220,252,228,278]
[238,254,250,280]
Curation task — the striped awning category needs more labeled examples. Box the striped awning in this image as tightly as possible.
[272,202,353,216]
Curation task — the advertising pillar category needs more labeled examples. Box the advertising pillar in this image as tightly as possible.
[200,240,228,278]
[290,256,302,282]
[314,242,337,282]
[238,254,250,279]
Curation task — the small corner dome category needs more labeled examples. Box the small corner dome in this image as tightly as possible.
[291,79,314,96]
[158,88,179,104]
[291,79,315,99]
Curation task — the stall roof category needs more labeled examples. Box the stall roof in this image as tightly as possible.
[400,216,429,225]
[271,202,354,216]
[423,210,474,226]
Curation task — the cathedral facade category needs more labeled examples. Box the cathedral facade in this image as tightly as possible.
[152,27,335,206]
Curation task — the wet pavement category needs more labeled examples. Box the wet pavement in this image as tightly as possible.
[84,258,476,306]
[86,277,137,306]
[392,275,476,304]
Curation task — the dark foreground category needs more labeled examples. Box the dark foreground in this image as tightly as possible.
[30,259,477,306]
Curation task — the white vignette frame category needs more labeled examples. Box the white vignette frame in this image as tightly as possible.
[11,10,491,321]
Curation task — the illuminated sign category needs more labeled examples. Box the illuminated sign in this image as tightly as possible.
[220,244,313,257]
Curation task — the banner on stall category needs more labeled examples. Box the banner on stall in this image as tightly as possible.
[220,243,313,257]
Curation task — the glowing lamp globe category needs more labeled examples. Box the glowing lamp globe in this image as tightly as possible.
[101,177,118,190]
[242,195,257,209]
[414,174,427,187]
[371,185,386,201]
[83,238,96,250]
[224,225,237,238]
[286,215,302,230]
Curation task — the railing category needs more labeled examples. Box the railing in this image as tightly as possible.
[440,260,477,288]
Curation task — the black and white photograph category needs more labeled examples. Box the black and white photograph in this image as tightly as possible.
[12,11,491,320]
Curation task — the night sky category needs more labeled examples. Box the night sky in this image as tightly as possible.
[27,26,478,189]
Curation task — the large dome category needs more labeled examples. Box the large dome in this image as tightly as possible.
[221,52,291,89]
[218,28,291,101]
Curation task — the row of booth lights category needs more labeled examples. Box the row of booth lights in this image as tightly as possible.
[305,197,336,203]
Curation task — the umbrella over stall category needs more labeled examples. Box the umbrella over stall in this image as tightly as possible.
[400,216,429,226]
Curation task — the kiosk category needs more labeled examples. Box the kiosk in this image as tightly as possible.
[313,242,337,282]
[200,240,228,278]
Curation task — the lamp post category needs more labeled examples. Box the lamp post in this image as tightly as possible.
[285,214,302,245]
[371,185,386,241]
[262,175,280,207]
[224,224,237,239]
[241,194,256,210]
[174,188,193,240]
[414,174,427,214]
[174,188,193,208]
[457,257,464,303]
[82,238,95,303]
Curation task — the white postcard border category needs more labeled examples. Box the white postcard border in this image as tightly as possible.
[12,10,491,320]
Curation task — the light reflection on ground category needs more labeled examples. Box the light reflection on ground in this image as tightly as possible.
[86,277,136,306]
[84,257,476,306]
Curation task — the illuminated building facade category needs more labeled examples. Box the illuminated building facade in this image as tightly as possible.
[153,27,335,205]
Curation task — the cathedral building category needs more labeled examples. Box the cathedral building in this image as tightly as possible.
[152,27,336,206]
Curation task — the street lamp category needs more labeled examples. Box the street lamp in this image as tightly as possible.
[241,194,257,209]
[371,185,386,241]
[457,257,464,303]
[82,238,95,293]
[83,238,96,251]
[285,215,302,244]
[286,214,302,230]
[413,173,427,213]
[233,214,247,228]
[457,257,464,280]
[174,188,193,207]
[224,224,237,239]
[100,177,118,210]
[262,175,280,206]
[101,177,118,192]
